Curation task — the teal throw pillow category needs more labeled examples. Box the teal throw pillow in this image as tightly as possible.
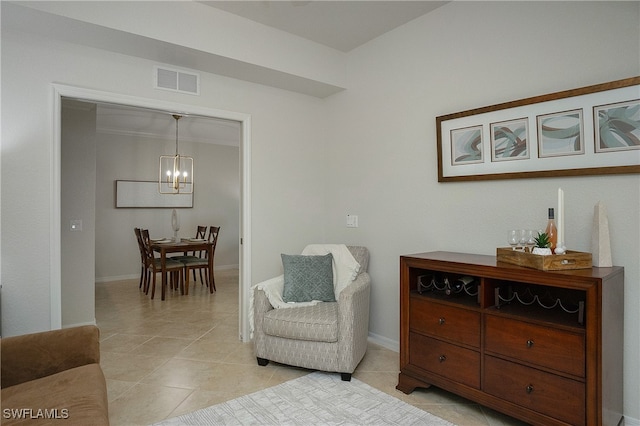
[282,253,335,303]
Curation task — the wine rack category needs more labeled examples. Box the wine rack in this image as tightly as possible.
[494,283,585,325]
[397,251,624,426]
[417,273,479,298]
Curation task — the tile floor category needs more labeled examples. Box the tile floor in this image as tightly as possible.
[97,269,527,425]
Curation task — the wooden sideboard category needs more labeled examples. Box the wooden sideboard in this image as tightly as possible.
[397,251,624,426]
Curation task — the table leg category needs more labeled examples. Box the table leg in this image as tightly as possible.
[208,245,214,293]
[161,249,167,300]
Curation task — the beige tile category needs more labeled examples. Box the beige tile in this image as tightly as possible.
[199,322,241,342]
[105,379,137,403]
[352,371,402,396]
[100,333,154,353]
[221,341,260,365]
[100,351,169,382]
[175,336,242,362]
[356,344,400,372]
[108,383,193,426]
[97,272,525,426]
[481,406,531,426]
[140,358,220,389]
[194,362,276,394]
[415,403,490,426]
[129,336,194,357]
[265,364,312,386]
[163,388,245,419]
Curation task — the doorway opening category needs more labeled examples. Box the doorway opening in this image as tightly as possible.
[52,84,252,341]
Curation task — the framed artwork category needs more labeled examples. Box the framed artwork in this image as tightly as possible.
[436,76,640,182]
[450,125,483,165]
[490,118,529,162]
[594,99,640,153]
[537,109,584,158]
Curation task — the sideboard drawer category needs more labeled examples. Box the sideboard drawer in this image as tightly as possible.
[409,332,480,389]
[484,314,585,377]
[410,297,480,347]
[484,356,585,425]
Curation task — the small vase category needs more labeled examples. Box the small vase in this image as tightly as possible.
[532,247,552,256]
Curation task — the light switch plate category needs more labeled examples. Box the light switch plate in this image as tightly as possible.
[346,214,358,228]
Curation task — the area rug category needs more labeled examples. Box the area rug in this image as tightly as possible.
[154,371,454,425]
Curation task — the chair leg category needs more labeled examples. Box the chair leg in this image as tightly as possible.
[340,373,352,382]
[170,272,177,291]
[185,268,190,295]
[257,357,269,366]
[150,271,157,299]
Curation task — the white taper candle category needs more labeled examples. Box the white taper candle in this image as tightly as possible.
[557,188,564,246]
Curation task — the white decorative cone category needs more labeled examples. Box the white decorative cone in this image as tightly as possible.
[591,201,613,267]
[171,209,180,242]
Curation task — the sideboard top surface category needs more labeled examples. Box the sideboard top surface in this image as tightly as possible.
[401,251,623,281]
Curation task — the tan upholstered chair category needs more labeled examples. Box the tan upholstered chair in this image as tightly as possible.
[253,246,370,381]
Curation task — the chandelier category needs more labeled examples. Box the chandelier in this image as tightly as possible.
[159,114,194,194]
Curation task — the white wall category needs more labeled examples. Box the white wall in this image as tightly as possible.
[0,29,327,335]
[94,129,240,281]
[61,101,97,327]
[325,1,640,420]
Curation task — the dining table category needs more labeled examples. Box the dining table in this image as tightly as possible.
[150,238,215,300]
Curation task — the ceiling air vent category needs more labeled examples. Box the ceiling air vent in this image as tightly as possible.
[154,66,200,95]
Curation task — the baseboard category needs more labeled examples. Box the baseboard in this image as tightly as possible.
[625,416,640,426]
[95,264,239,283]
[368,332,399,352]
[62,319,96,328]
[215,264,239,270]
[95,274,139,283]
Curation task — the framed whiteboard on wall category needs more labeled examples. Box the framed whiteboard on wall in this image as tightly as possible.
[115,180,193,208]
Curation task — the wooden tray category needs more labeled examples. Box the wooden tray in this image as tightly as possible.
[496,248,592,271]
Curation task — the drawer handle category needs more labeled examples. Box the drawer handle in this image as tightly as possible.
[526,384,534,394]
[439,355,447,363]
[526,339,534,348]
[438,318,446,325]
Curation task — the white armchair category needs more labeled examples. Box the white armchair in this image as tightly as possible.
[253,246,370,381]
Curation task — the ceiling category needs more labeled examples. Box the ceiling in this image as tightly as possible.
[89,102,241,147]
[200,1,447,52]
[64,1,448,143]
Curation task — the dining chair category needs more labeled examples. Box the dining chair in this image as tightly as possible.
[173,225,208,279]
[140,229,185,299]
[133,228,147,290]
[182,226,220,293]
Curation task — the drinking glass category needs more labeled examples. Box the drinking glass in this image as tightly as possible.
[518,229,528,249]
[524,230,536,252]
[507,230,519,250]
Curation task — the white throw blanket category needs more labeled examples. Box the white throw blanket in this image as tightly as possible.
[249,244,361,338]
